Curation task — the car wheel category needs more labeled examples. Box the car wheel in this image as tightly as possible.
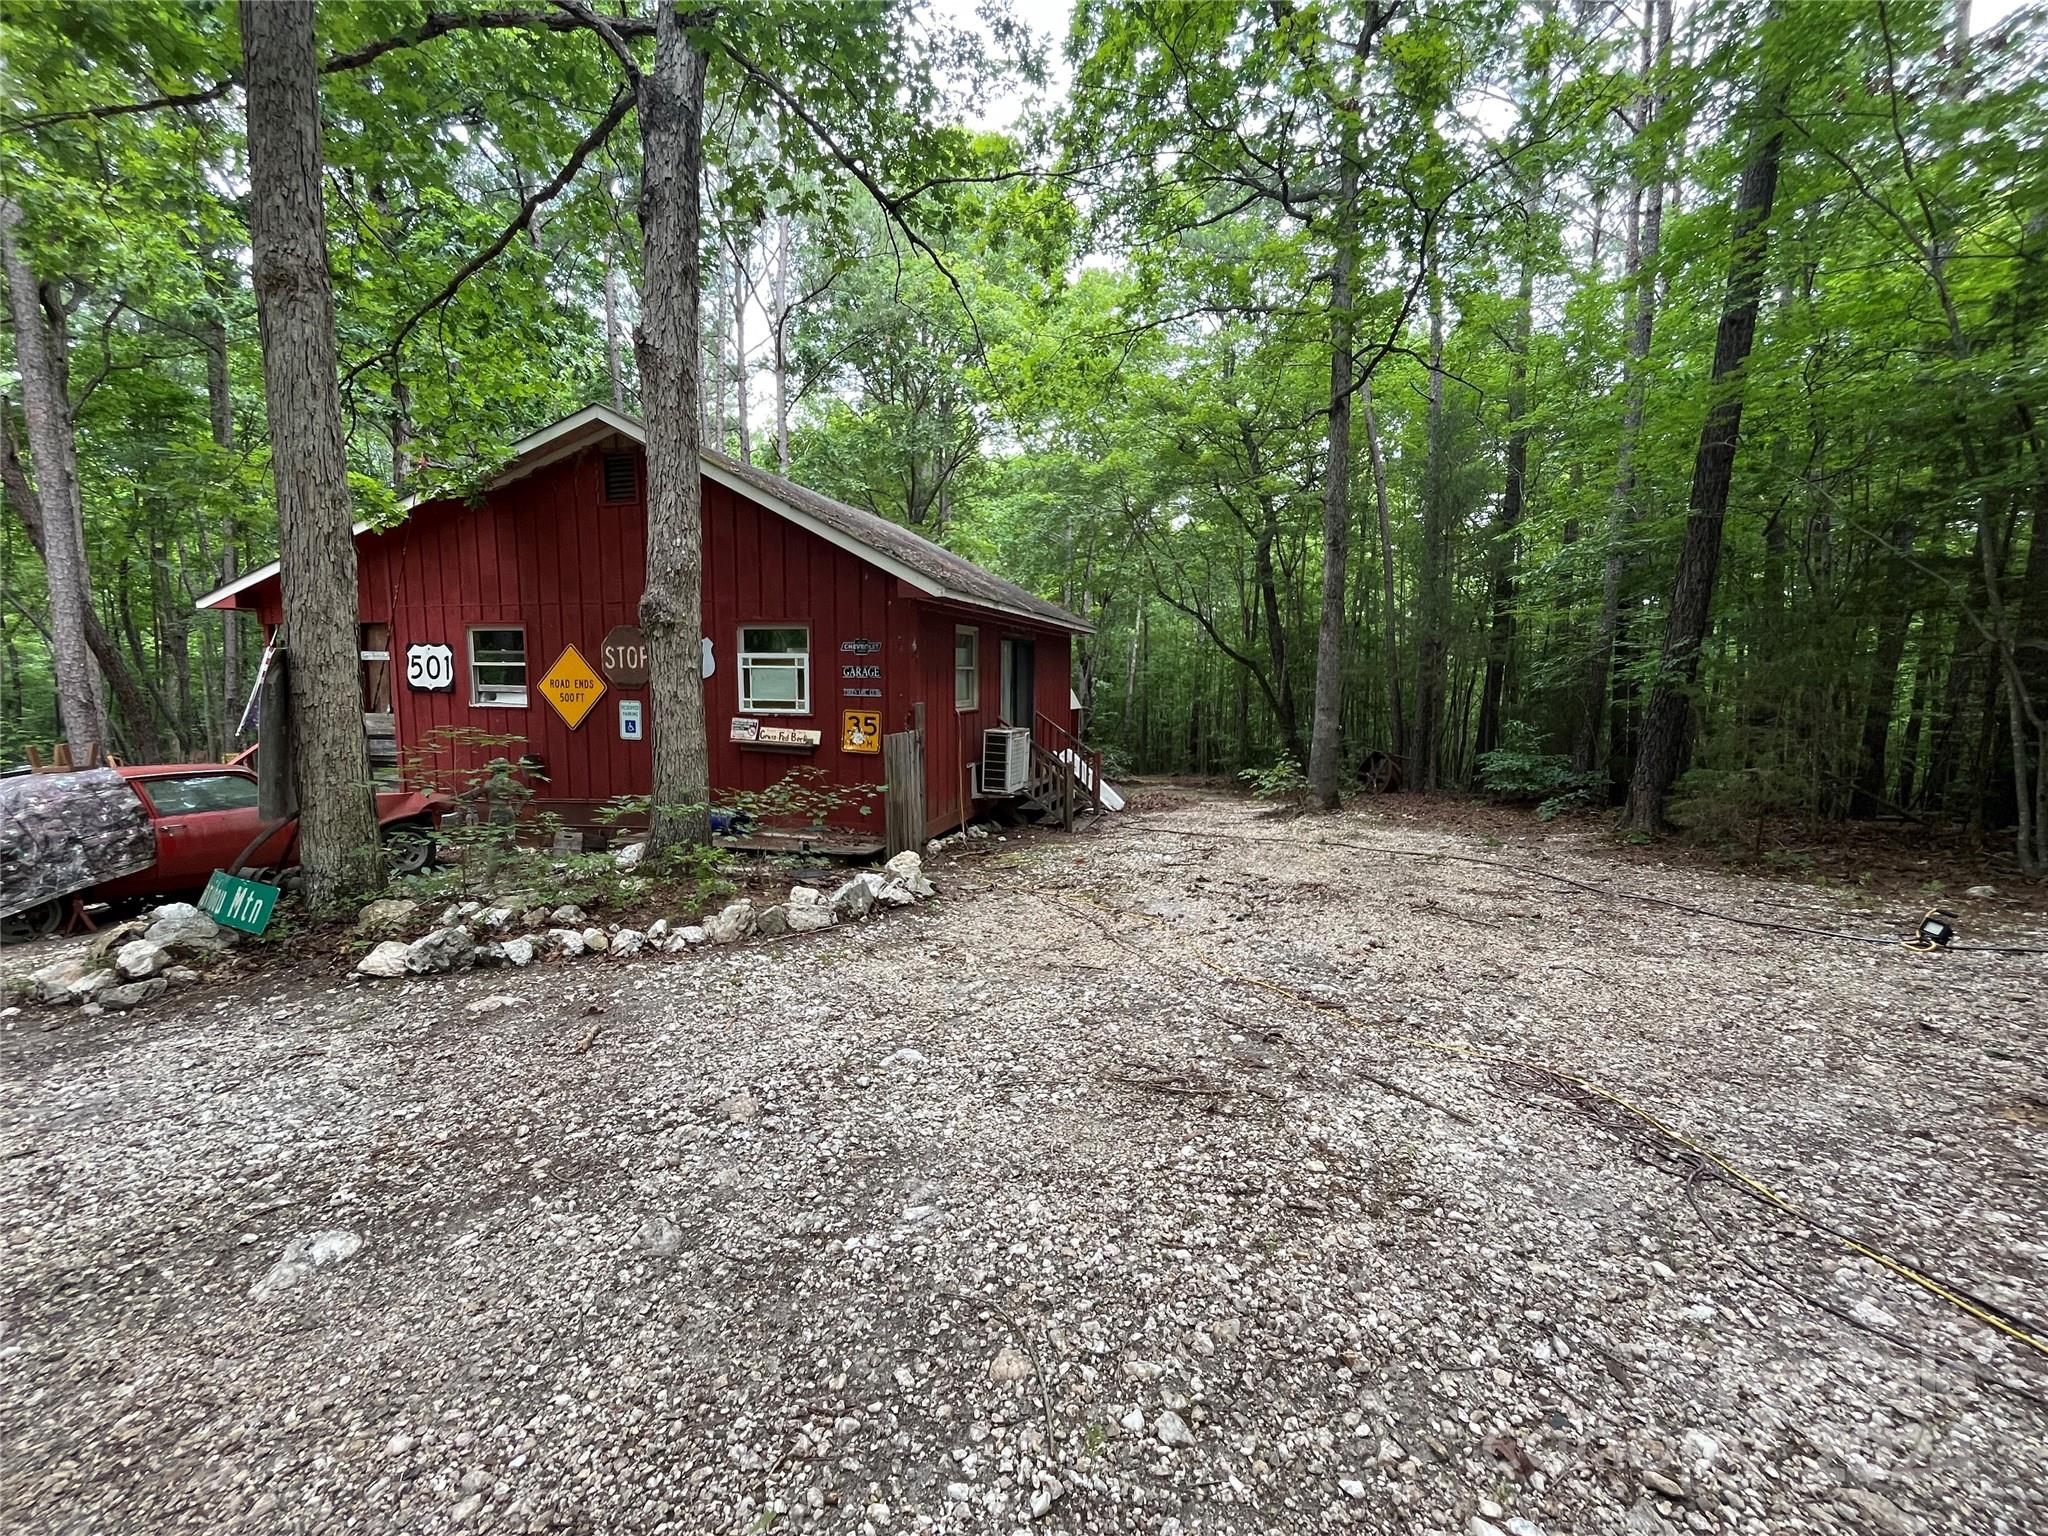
[382,820,437,876]
[1,898,63,945]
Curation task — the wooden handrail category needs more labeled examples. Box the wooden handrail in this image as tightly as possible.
[1033,711,1103,822]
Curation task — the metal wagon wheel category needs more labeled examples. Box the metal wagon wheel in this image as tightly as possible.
[1358,749,1404,795]
[1,898,63,945]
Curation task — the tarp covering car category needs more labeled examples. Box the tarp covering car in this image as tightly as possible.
[0,769,155,921]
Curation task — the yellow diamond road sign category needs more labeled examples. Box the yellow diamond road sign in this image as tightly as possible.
[540,643,607,729]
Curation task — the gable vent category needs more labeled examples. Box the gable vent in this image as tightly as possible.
[601,451,638,503]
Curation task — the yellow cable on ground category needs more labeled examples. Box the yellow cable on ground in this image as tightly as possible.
[1058,889,2048,1364]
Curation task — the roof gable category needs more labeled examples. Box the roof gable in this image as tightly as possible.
[196,405,1090,633]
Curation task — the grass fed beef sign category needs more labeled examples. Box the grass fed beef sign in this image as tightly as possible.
[731,718,821,748]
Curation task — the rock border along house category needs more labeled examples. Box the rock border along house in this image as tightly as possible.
[197,404,1098,849]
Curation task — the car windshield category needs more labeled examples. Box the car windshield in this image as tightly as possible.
[142,774,259,816]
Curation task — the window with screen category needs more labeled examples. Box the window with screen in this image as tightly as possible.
[739,626,810,713]
[143,773,260,816]
[469,627,528,707]
[955,626,979,710]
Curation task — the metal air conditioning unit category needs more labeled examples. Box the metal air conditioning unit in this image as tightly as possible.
[981,726,1032,796]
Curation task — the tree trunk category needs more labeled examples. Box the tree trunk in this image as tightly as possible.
[1924,619,1982,815]
[0,202,108,759]
[1136,600,1150,763]
[1412,262,1450,791]
[636,1,713,851]
[1974,506,2044,870]
[1575,0,1670,777]
[203,294,245,742]
[1849,522,1916,817]
[1234,424,1306,766]
[1896,632,1934,810]
[387,374,413,494]
[1476,254,1533,760]
[604,242,628,412]
[1124,605,1142,757]
[732,245,751,466]
[1,407,165,760]
[241,0,382,902]
[3,627,18,737]
[773,211,791,473]
[1235,601,1253,765]
[1364,377,1405,770]
[702,244,722,445]
[1447,661,1477,787]
[161,531,195,760]
[1307,144,1360,810]
[1622,64,1785,834]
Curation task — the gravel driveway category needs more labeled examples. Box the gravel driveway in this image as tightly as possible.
[3,788,2044,1536]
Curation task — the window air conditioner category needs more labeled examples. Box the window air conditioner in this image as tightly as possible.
[981,726,1032,795]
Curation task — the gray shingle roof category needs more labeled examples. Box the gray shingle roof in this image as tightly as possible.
[196,403,1090,633]
[703,449,1089,633]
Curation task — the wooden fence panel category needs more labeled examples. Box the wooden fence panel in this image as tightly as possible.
[883,729,924,857]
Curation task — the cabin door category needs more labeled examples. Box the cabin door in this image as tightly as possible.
[359,623,397,770]
[359,623,392,711]
[1000,638,1035,727]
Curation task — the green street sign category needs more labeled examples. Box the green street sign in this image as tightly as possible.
[200,869,281,935]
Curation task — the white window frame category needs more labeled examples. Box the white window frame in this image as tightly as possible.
[468,625,529,708]
[739,624,811,714]
[954,625,979,711]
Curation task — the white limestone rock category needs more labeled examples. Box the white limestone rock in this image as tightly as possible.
[355,898,420,934]
[249,1229,364,1301]
[787,904,835,934]
[31,958,91,1004]
[704,902,756,944]
[144,902,232,953]
[828,873,886,921]
[883,850,935,898]
[113,939,170,980]
[355,941,411,979]
[405,927,475,974]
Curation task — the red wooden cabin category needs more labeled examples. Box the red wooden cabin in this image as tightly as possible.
[198,405,1093,847]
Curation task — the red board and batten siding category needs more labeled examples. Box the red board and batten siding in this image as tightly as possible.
[343,446,652,812]
[702,473,897,820]
[916,608,1073,834]
[250,441,1072,837]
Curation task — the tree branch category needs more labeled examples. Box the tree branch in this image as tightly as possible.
[7,9,654,130]
[547,0,646,81]
[343,84,636,389]
[717,39,988,360]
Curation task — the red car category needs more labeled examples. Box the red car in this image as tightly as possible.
[3,765,450,941]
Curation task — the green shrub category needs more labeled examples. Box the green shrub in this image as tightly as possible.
[1476,723,1598,820]
[1238,754,1308,801]
[719,764,884,830]
[1669,764,1811,851]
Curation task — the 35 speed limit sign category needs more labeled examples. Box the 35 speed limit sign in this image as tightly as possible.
[841,709,881,754]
